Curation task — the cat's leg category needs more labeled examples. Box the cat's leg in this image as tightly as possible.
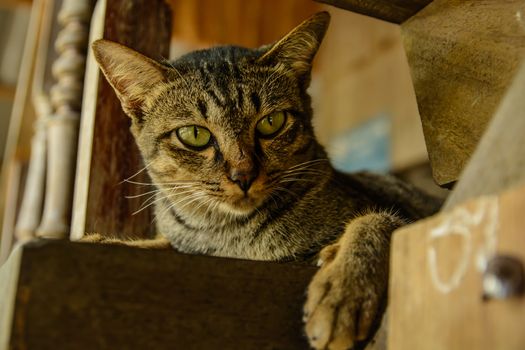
[304,212,404,350]
[80,232,172,249]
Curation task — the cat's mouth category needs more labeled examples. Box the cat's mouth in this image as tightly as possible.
[220,189,266,215]
[228,195,263,213]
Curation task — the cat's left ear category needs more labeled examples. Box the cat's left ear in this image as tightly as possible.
[92,40,168,120]
[257,11,330,78]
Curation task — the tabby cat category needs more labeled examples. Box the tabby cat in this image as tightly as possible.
[91,11,440,350]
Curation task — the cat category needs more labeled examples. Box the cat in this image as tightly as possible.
[90,11,441,350]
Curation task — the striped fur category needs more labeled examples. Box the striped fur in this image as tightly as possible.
[92,11,440,261]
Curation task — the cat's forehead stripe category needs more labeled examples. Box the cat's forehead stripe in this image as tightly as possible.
[197,99,208,119]
[250,92,261,113]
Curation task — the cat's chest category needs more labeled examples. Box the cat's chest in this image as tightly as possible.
[156,207,302,260]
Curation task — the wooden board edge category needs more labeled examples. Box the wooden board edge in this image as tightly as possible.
[70,0,106,241]
[0,244,24,350]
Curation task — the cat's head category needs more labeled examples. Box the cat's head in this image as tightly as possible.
[92,12,330,217]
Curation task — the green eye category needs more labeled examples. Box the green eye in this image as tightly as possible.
[256,111,286,137]
[176,125,212,149]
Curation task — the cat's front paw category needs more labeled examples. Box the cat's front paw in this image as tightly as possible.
[304,245,386,350]
[80,233,125,245]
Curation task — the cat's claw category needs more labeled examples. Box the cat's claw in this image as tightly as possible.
[316,243,340,266]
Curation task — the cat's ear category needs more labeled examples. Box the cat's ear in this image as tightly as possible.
[92,40,168,119]
[257,11,330,77]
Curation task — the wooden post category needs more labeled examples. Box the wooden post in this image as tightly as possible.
[401,0,525,186]
[15,0,57,242]
[36,0,94,239]
[71,0,171,240]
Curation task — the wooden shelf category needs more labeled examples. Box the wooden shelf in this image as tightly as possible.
[0,240,317,349]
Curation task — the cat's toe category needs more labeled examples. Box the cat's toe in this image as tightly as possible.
[305,299,335,349]
[328,315,356,350]
[304,264,356,349]
[356,299,377,341]
[317,243,340,266]
[304,253,384,349]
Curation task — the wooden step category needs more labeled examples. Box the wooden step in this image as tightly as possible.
[0,240,317,350]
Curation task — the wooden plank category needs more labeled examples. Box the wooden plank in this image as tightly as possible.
[444,61,525,208]
[168,0,322,48]
[314,0,432,24]
[0,163,21,264]
[2,240,316,349]
[0,243,23,350]
[401,0,525,186]
[76,0,171,238]
[389,184,525,350]
[71,0,106,240]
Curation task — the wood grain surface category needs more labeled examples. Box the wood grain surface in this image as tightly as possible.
[444,61,525,209]
[402,0,525,186]
[5,240,317,349]
[83,0,171,238]
[390,184,525,350]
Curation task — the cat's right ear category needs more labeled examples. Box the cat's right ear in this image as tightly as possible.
[92,40,168,119]
[256,12,330,80]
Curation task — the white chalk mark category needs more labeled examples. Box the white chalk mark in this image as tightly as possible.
[428,218,472,294]
[475,198,499,272]
[427,197,499,294]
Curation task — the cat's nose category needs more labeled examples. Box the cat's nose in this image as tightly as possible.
[229,168,257,193]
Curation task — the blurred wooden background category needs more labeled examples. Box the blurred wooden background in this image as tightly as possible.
[165,0,429,175]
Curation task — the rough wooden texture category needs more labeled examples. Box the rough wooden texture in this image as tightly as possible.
[402,0,525,186]
[1,240,316,349]
[82,0,171,238]
[314,0,432,24]
[168,0,322,48]
[389,184,525,350]
[444,61,525,209]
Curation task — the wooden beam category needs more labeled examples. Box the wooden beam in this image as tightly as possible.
[444,61,525,209]
[72,0,171,239]
[314,0,433,24]
[1,240,317,349]
[401,0,525,186]
[389,183,525,350]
